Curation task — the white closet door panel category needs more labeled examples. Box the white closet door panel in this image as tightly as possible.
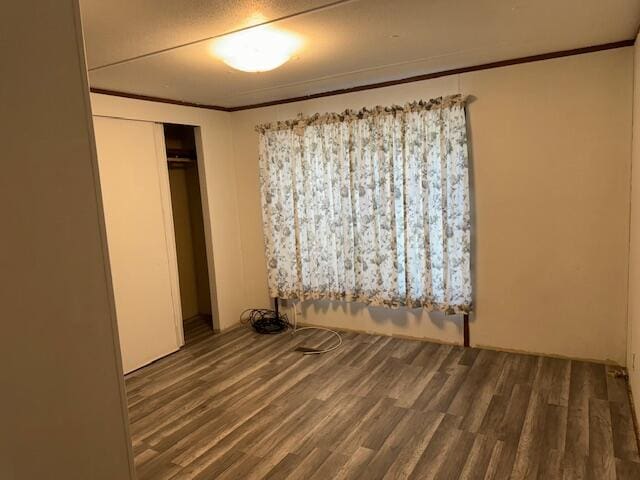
[93,116,182,374]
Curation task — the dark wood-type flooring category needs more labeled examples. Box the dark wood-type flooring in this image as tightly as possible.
[125,317,640,479]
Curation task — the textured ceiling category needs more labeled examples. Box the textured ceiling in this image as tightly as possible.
[81,0,640,108]
[80,0,337,69]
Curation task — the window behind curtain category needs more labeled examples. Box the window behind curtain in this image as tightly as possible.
[257,95,472,314]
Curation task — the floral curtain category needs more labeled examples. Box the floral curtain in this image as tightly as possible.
[257,94,472,313]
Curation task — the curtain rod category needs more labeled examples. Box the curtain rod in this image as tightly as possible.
[255,94,467,133]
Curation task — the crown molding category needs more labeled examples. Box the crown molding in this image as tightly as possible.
[89,88,230,111]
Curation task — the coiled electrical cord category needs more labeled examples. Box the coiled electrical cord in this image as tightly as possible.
[240,308,291,334]
[290,302,342,355]
[239,302,342,355]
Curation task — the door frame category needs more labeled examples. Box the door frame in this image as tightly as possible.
[92,112,221,334]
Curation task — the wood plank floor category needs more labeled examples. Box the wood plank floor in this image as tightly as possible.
[126,317,640,479]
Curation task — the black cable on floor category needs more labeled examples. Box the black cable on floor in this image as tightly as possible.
[240,308,291,334]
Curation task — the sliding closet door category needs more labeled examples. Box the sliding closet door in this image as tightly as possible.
[93,116,183,374]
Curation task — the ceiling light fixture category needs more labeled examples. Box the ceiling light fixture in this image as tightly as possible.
[212,25,301,73]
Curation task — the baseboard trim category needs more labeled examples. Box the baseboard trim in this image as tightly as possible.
[473,343,624,367]
[627,381,640,458]
[293,318,624,366]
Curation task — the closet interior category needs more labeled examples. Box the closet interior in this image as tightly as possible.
[164,124,213,330]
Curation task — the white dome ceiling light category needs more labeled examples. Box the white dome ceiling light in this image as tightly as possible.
[212,25,301,73]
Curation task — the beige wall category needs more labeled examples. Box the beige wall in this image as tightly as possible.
[231,48,634,364]
[628,36,640,418]
[90,95,241,330]
[0,2,134,479]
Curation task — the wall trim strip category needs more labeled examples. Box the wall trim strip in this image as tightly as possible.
[89,88,230,111]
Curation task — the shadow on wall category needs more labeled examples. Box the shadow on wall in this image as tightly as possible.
[294,299,465,336]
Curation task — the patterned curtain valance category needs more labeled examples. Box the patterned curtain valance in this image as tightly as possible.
[255,94,468,133]
[257,94,472,314]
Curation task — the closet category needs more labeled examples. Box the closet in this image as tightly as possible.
[93,117,213,373]
[164,124,212,329]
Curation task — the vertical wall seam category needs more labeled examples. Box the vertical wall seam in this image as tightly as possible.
[627,39,638,371]
[226,111,252,317]
[626,50,635,368]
